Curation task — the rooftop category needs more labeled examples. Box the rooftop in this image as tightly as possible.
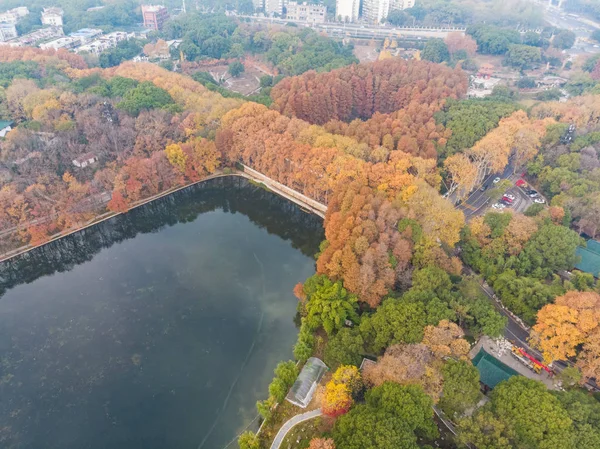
[286,357,328,408]
[0,120,13,129]
[575,240,600,278]
[472,348,519,389]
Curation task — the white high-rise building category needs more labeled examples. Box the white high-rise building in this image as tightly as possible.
[362,0,390,23]
[0,23,18,42]
[265,0,283,15]
[253,0,264,10]
[41,7,64,27]
[390,0,414,10]
[286,2,326,23]
[336,0,359,22]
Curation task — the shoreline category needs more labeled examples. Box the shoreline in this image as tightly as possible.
[0,170,326,264]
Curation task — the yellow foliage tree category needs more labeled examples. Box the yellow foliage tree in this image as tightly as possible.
[532,291,600,363]
[165,143,188,173]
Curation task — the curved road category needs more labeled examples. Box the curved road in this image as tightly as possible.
[269,409,323,449]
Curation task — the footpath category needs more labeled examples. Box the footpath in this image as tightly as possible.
[269,409,323,449]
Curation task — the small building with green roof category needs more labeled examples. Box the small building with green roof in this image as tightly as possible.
[472,348,519,389]
[0,120,13,138]
[575,239,600,278]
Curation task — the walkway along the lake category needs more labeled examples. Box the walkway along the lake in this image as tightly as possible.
[0,167,327,263]
[269,409,323,449]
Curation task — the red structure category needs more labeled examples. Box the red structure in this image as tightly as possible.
[141,5,169,31]
[511,346,553,375]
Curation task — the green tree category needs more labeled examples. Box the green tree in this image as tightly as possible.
[117,81,175,116]
[387,10,410,26]
[524,203,545,217]
[359,299,427,354]
[228,60,245,77]
[294,319,315,362]
[274,360,299,387]
[333,383,438,449]
[435,98,519,157]
[238,431,260,449]
[555,367,582,389]
[324,327,365,369]
[467,24,521,55]
[440,360,482,418]
[553,29,576,49]
[302,275,359,335]
[504,44,542,69]
[459,377,575,449]
[519,223,583,276]
[421,39,450,63]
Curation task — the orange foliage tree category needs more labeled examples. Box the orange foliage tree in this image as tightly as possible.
[532,291,600,367]
[271,58,468,124]
[321,365,362,417]
[308,438,335,449]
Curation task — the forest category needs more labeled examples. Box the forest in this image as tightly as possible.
[161,14,357,75]
[2,34,600,449]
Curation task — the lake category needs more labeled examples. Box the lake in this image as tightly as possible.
[0,176,324,449]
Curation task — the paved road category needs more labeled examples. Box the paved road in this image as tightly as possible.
[270,409,323,449]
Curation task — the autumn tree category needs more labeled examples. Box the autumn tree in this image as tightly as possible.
[531,291,600,363]
[271,58,468,124]
[445,32,478,58]
[321,365,362,417]
[421,320,470,359]
[362,343,444,400]
[308,438,335,449]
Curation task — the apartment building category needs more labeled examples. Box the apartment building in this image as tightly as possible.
[390,0,415,10]
[0,7,29,24]
[335,0,359,22]
[362,0,391,24]
[141,5,169,31]
[265,0,283,16]
[0,23,18,42]
[286,2,326,23]
[41,7,64,27]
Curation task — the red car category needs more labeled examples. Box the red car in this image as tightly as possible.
[502,196,514,203]
[516,179,527,187]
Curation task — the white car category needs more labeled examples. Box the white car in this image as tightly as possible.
[493,177,501,184]
[492,203,506,210]
[534,198,546,204]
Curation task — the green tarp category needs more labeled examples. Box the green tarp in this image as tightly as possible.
[472,348,519,389]
[575,240,600,278]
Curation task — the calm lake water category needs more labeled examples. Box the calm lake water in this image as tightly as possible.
[0,177,324,449]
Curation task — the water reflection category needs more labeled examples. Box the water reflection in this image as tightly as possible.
[0,176,324,449]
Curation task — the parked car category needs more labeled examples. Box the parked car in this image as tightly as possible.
[534,198,546,204]
[492,203,506,210]
[480,184,488,192]
[503,193,516,200]
[493,177,501,184]
[502,196,514,203]
[501,199,513,207]
[516,179,527,187]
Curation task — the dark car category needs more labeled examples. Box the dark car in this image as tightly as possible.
[480,184,488,192]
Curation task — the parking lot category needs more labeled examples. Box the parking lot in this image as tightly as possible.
[489,177,546,214]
